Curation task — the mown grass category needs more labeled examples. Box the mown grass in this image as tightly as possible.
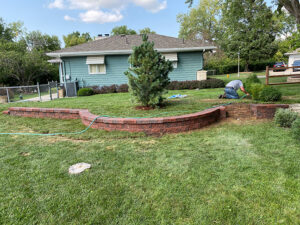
[0,72,298,118]
[0,89,251,118]
[0,114,300,224]
[1,72,300,224]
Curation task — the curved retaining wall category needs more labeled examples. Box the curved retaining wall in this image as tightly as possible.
[3,104,289,134]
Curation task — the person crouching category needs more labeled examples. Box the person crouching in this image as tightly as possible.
[219,80,249,99]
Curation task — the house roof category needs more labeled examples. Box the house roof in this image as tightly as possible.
[285,48,300,56]
[47,34,216,57]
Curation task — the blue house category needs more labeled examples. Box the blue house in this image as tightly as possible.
[47,34,216,87]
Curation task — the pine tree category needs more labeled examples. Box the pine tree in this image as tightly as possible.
[125,35,173,107]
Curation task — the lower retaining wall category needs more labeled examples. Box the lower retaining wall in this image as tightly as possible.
[3,104,289,134]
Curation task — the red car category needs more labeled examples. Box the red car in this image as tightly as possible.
[273,62,286,72]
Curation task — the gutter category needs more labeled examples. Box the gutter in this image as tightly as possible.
[46,46,217,58]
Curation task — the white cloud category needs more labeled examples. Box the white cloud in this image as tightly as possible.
[64,15,77,21]
[79,10,123,23]
[48,0,167,23]
[48,0,65,9]
[132,0,167,13]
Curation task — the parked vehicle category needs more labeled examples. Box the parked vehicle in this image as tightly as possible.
[292,60,300,72]
[273,62,286,72]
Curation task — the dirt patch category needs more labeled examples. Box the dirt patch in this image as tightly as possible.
[44,136,103,144]
[135,106,155,110]
[20,152,31,157]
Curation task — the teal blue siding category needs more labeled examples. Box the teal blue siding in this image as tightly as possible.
[169,52,203,81]
[62,51,203,87]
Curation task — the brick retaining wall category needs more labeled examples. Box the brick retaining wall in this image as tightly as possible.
[3,104,289,134]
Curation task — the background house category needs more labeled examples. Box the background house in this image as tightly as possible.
[286,48,300,67]
[47,34,216,87]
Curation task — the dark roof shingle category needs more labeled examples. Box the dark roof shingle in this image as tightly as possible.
[48,34,215,56]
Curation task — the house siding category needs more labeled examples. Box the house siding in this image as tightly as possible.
[62,51,203,87]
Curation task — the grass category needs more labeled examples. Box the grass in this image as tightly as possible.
[0,115,300,224]
[1,72,300,224]
[0,89,251,117]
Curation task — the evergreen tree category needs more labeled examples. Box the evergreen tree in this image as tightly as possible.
[125,35,173,107]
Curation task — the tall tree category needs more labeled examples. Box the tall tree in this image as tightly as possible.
[177,0,221,42]
[111,25,137,36]
[220,0,278,71]
[277,0,300,30]
[139,27,156,34]
[63,31,92,47]
[0,18,13,41]
[24,31,61,52]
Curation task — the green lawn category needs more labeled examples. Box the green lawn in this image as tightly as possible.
[1,114,300,224]
[1,72,300,224]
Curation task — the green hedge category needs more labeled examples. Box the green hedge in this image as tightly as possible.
[78,88,94,96]
[167,79,225,90]
[204,59,276,75]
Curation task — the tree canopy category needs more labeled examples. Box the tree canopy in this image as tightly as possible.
[178,0,221,42]
[139,27,156,35]
[220,0,278,71]
[24,31,61,52]
[0,17,59,86]
[111,26,137,36]
[63,31,92,47]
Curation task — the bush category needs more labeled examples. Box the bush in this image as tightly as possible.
[167,78,225,90]
[245,74,261,92]
[204,56,276,75]
[92,85,117,94]
[291,118,300,141]
[249,83,264,100]
[0,88,14,99]
[259,86,282,102]
[117,84,129,93]
[78,88,94,96]
[274,108,298,128]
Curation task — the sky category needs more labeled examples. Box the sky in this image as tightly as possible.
[0,0,195,44]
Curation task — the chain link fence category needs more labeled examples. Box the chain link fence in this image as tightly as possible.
[0,81,78,103]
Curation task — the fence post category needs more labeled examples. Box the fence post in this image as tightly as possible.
[37,82,42,102]
[56,82,59,99]
[6,88,10,103]
[266,66,269,85]
[48,82,53,101]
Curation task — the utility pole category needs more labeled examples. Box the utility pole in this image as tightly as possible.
[238,51,240,78]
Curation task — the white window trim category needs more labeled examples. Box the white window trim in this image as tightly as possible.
[88,64,106,75]
[86,56,106,74]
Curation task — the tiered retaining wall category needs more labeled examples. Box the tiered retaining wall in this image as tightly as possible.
[3,104,289,134]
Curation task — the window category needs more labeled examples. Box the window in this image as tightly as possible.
[86,56,106,74]
[162,53,178,69]
[89,64,106,74]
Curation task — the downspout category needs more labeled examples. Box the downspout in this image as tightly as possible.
[59,54,64,83]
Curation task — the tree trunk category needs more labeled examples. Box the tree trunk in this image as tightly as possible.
[244,62,249,72]
[279,0,300,31]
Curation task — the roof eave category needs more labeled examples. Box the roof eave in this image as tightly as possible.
[46,46,217,58]
[284,52,300,56]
